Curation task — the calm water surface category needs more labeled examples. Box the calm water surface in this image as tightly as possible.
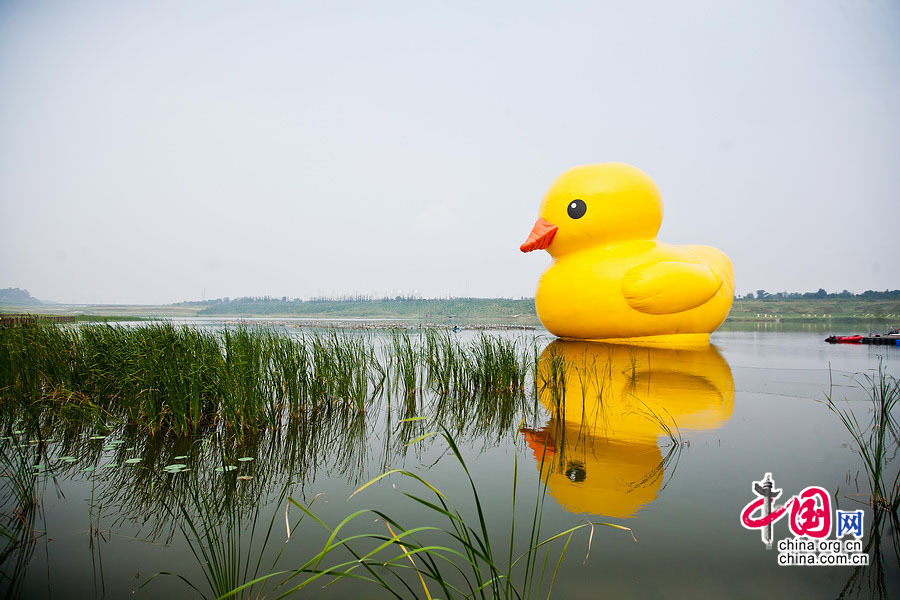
[2,325,898,599]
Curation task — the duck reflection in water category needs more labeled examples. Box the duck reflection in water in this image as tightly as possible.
[521,340,734,518]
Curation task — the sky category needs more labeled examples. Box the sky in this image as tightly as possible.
[1,0,898,305]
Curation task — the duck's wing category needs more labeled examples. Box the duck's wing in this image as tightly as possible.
[621,261,723,315]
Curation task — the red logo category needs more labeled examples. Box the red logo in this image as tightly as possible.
[788,487,831,538]
[741,473,832,548]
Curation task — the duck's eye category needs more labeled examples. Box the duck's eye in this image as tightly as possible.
[567,199,587,219]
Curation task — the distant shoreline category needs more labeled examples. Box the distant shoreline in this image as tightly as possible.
[2,296,897,325]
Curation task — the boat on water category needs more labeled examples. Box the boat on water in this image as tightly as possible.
[825,335,863,344]
[825,328,900,345]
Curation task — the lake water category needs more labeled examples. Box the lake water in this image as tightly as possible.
[2,324,898,599]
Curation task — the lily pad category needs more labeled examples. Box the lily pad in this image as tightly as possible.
[101,462,118,469]
[237,475,253,481]
[59,456,78,463]
[237,457,254,462]
[89,435,106,440]
[174,455,188,460]
[124,458,141,464]
[215,465,238,473]
[164,463,188,470]
[81,466,95,472]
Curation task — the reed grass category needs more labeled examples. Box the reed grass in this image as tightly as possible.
[0,323,540,437]
[144,478,294,599]
[214,425,635,600]
[0,327,544,546]
[825,362,900,514]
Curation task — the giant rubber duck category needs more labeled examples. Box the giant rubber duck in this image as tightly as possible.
[522,340,734,518]
[520,163,734,343]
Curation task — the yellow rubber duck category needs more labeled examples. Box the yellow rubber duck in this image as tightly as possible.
[520,163,734,344]
[522,340,734,517]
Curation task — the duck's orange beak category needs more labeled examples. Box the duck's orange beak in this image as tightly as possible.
[520,218,558,252]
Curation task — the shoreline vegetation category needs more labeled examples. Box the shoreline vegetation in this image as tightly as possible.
[0,324,540,435]
[2,295,898,326]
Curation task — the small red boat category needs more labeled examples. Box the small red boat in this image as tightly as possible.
[825,335,863,344]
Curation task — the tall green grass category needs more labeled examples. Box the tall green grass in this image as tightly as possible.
[824,364,899,598]
[208,425,635,600]
[825,362,900,514]
[145,478,294,599]
[0,325,549,551]
[0,324,540,436]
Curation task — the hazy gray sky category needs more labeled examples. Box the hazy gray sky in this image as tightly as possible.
[1,1,898,304]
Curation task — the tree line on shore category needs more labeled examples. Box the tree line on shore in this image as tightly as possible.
[170,290,900,318]
[741,289,899,301]
[1,287,897,311]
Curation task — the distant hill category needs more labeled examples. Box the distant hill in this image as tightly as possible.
[0,288,43,306]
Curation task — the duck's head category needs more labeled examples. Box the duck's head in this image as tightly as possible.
[520,163,663,257]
